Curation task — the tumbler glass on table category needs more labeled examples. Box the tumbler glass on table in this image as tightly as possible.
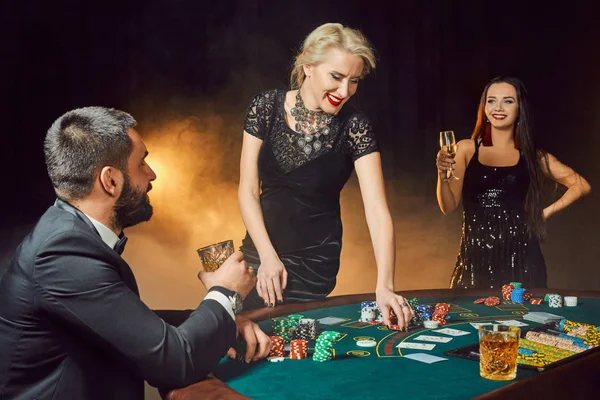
[196,240,234,272]
[478,324,520,381]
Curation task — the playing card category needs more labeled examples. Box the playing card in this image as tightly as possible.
[433,328,471,336]
[470,322,493,329]
[413,335,452,343]
[317,317,349,325]
[396,342,436,350]
[403,353,448,364]
[495,320,528,327]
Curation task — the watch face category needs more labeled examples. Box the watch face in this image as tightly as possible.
[229,294,243,314]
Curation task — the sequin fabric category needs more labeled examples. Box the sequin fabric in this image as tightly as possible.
[450,140,547,289]
[243,90,378,173]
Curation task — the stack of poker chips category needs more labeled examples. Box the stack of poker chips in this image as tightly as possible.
[431,303,450,325]
[287,314,304,337]
[564,296,578,307]
[501,284,514,300]
[483,296,500,306]
[559,319,600,347]
[406,298,421,326]
[511,282,522,288]
[523,292,533,301]
[293,318,319,341]
[272,317,291,343]
[519,338,576,363]
[511,287,526,303]
[360,301,379,323]
[268,336,285,358]
[548,294,563,308]
[517,347,548,367]
[415,305,434,322]
[525,331,587,353]
[289,339,309,359]
[313,331,343,362]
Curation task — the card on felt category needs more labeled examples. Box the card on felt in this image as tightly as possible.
[470,322,493,329]
[495,320,528,327]
[403,353,448,364]
[396,342,436,350]
[318,317,348,325]
[413,335,453,343]
[433,328,471,336]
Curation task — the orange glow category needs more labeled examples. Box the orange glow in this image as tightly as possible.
[123,114,459,310]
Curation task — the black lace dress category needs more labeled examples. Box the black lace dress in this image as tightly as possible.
[240,90,379,308]
[450,140,547,289]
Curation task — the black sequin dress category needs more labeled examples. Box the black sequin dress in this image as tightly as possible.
[240,90,379,308]
[450,140,547,289]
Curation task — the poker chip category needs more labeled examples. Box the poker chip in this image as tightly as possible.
[511,288,526,303]
[423,320,439,329]
[313,331,343,362]
[483,296,500,307]
[564,296,578,307]
[530,298,543,305]
[510,282,522,288]
[501,284,514,301]
[360,301,379,322]
[474,298,487,304]
[268,335,285,358]
[293,318,319,340]
[356,340,377,348]
[389,324,402,331]
[523,292,533,301]
[289,339,309,360]
[548,294,563,308]
[267,356,285,362]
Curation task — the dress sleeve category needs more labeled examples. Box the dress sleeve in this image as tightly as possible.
[243,90,277,140]
[347,113,379,161]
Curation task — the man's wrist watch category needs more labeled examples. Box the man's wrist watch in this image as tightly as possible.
[209,286,243,315]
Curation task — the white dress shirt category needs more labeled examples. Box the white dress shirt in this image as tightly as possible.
[84,214,235,321]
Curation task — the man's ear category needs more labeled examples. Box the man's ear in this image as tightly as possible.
[99,166,123,197]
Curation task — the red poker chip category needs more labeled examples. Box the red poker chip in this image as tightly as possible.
[484,296,500,306]
[474,298,487,304]
[367,321,381,325]
[389,324,401,331]
[530,298,543,305]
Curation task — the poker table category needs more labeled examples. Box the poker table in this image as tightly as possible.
[166,288,600,399]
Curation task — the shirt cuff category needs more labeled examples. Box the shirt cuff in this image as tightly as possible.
[203,291,235,321]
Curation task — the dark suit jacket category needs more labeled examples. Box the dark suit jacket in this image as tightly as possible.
[0,201,236,399]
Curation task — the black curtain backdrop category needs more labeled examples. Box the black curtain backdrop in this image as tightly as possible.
[1,0,599,288]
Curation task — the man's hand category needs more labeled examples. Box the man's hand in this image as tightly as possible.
[226,316,272,363]
[198,251,257,299]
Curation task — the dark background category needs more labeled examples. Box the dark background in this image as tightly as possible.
[1,0,599,290]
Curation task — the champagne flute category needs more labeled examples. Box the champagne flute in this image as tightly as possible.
[440,130,459,181]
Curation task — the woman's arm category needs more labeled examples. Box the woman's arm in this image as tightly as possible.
[355,152,413,330]
[540,153,591,219]
[436,139,472,214]
[238,132,287,307]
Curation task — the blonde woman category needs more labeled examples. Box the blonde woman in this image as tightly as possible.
[237,23,413,329]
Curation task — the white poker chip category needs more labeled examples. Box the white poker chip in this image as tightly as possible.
[267,356,285,362]
[356,340,377,348]
[423,320,439,329]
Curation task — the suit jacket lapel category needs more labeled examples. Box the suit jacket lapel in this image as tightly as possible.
[52,199,140,297]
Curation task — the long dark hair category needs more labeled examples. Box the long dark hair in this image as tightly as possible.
[471,76,548,239]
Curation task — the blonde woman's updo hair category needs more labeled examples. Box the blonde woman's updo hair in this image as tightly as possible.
[290,23,376,90]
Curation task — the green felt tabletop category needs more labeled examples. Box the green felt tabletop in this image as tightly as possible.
[214,296,600,399]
